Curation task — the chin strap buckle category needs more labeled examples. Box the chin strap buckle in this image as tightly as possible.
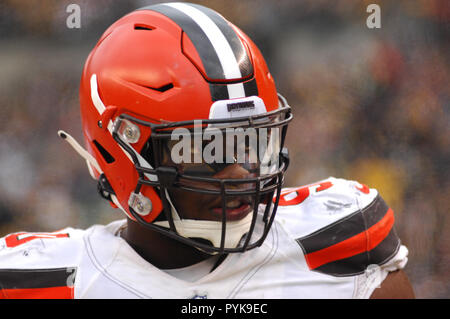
[97,173,115,202]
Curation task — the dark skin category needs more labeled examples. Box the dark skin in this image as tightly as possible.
[370,270,415,299]
[121,220,211,269]
[120,158,415,297]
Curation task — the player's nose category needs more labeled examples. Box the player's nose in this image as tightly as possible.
[213,164,255,190]
[213,163,250,179]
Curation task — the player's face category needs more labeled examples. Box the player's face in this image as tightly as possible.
[160,137,258,222]
[165,164,255,222]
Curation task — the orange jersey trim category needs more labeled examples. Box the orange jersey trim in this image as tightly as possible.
[0,286,74,299]
[305,208,395,270]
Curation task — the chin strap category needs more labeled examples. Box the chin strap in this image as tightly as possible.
[58,130,102,179]
[57,130,128,215]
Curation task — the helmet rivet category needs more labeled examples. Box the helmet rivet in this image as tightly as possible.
[136,201,145,212]
[128,193,152,216]
[118,120,140,144]
[125,127,134,139]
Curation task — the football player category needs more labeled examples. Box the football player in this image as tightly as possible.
[0,2,414,299]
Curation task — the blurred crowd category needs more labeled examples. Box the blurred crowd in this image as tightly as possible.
[0,0,448,298]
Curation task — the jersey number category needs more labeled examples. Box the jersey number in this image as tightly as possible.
[4,232,69,248]
[278,181,334,206]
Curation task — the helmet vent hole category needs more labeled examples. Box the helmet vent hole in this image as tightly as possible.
[134,24,154,31]
[153,83,174,92]
[139,82,174,93]
[93,140,115,164]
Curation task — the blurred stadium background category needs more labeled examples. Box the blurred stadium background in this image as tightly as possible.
[0,0,448,298]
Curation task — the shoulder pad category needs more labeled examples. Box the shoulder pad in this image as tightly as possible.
[277,177,401,276]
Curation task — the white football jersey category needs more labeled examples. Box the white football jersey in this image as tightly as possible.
[0,177,408,299]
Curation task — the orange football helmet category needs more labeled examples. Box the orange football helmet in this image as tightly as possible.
[59,2,292,253]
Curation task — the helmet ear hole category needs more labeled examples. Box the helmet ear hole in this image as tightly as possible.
[93,140,115,164]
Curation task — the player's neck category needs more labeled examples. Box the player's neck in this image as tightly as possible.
[120,218,212,269]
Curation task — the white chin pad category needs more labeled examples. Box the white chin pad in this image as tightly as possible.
[155,189,253,250]
[154,213,253,249]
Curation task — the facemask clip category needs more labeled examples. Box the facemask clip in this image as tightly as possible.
[128,193,152,216]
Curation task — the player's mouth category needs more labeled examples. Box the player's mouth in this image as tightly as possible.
[210,199,252,221]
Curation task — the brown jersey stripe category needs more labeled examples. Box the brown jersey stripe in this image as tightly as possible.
[313,228,401,276]
[303,208,395,270]
[0,267,76,289]
[296,195,389,255]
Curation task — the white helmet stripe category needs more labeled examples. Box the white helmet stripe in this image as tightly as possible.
[142,3,249,100]
[165,3,242,79]
[90,74,106,115]
[164,3,246,98]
